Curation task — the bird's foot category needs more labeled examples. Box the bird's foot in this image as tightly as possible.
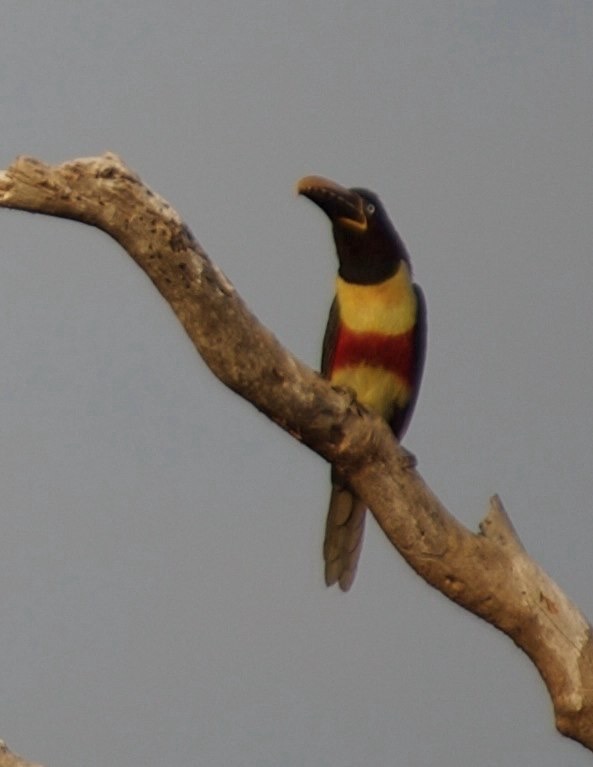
[399,446,417,470]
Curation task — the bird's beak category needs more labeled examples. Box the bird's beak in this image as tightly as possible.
[296,175,368,232]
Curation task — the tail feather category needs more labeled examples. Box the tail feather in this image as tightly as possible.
[323,485,367,591]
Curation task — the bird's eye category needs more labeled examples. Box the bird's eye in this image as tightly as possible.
[366,203,375,215]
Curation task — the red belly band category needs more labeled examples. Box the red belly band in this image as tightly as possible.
[330,325,415,385]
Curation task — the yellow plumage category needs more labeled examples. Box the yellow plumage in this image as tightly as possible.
[336,262,417,335]
[331,365,410,417]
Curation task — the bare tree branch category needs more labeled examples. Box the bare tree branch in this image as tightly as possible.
[1,154,592,753]
[0,741,43,767]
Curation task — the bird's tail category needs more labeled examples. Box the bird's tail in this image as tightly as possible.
[323,482,366,591]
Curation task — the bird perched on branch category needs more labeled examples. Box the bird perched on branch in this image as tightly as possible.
[297,175,426,591]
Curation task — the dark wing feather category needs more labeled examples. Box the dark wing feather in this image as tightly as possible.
[321,297,340,377]
[389,283,427,439]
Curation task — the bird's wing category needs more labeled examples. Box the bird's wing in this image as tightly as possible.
[389,283,427,439]
[321,297,340,377]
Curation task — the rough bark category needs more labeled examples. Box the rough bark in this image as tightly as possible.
[0,154,592,754]
[0,741,43,767]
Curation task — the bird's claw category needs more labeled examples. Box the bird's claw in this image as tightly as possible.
[399,446,417,469]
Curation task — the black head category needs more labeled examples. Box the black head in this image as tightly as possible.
[297,175,410,284]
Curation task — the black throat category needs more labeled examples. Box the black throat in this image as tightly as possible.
[337,250,399,284]
[333,225,408,285]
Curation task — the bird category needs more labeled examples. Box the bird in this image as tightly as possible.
[297,175,426,591]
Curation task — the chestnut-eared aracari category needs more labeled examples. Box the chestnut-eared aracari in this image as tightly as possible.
[297,175,426,591]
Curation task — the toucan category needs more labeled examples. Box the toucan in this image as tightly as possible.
[297,175,426,591]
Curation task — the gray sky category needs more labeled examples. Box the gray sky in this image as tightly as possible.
[0,2,591,765]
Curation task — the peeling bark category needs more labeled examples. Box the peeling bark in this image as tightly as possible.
[0,154,592,754]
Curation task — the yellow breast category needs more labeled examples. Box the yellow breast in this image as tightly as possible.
[330,365,411,418]
[336,262,417,335]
